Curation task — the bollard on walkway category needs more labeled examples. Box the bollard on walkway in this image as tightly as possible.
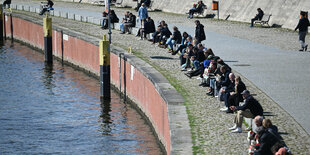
[43,14,53,63]
[99,35,111,100]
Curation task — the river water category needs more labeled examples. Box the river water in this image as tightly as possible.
[0,42,162,154]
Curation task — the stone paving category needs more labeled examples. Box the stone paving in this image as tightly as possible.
[11,1,310,154]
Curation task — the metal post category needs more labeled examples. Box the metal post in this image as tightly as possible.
[0,5,4,46]
[123,56,126,102]
[108,0,111,44]
[10,14,13,41]
[61,30,64,65]
[43,14,53,63]
[217,1,219,20]
[100,35,111,99]
[3,12,6,40]
[119,53,123,94]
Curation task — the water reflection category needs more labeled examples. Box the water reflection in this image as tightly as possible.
[0,41,162,155]
[100,98,112,135]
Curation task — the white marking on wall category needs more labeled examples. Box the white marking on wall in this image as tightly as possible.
[63,34,69,41]
[54,31,57,55]
[131,65,135,81]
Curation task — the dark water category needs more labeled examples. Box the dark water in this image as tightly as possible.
[0,42,162,155]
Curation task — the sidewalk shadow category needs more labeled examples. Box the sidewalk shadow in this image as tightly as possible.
[150,56,174,60]
[263,111,276,117]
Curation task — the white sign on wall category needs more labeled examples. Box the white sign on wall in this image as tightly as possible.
[131,65,135,81]
[63,34,69,41]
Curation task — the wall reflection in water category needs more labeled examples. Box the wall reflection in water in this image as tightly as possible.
[0,41,162,155]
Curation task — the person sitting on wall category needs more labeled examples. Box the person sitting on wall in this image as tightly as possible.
[250,8,264,27]
[229,90,264,133]
[3,0,11,9]
[39,0,54,15]
[188,1,205,19]
[122,12,136,34]
[101,10,119,30]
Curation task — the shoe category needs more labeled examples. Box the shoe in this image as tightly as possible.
[206,91,213,96]
[231,127,242,133]
[220,107,228,111]
[172,52,178,55]
[229,125,237,130]
[199,83,207,86]
[181,68,187,71]
[305,45,308,51]
[299,48,304,51]
[120,32,125,34]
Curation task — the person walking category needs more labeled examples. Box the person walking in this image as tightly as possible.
[295,11,310,51]
[194,20,206,45]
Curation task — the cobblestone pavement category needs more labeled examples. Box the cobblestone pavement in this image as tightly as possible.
[12,1,310,154]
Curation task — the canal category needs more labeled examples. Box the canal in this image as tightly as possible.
[0,42,162,154]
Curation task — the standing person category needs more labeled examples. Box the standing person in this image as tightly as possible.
[250,8,264,27]
[295,11,310,51]
[101,11,108,29]
[138,3,148,28]
[3,0,11,9]
[194,20,206,45]
[39,0,54,15]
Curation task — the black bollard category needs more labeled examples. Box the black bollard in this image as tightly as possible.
[10,14,13,41]
[43,15,53,64]
[3,12,6,40]
[0,5,4,46]
[99,35,111,99]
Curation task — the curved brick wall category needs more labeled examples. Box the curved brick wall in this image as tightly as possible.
[7,14,192,155]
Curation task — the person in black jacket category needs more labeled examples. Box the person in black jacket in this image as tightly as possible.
[194,20,206,45]
[229,90,264,133]
[39,0,54,15]
[295,11,310,51]
[122,13,136,34]
[250,8,264,27]
[227,76,246,107]
[3,0,11,9]
[249,127,280,155]
[166,26,182,52]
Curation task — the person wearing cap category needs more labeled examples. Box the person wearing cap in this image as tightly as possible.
[295,11,310,51]
[229,90,264,133]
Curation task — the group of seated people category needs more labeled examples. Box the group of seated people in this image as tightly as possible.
[101,8,291,154]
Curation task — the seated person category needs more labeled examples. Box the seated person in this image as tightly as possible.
[166,26,182,52]
[120,11,130,33]
[250,8,264,27]
[207,65,231,96]
[172,32,191,55]
[144,17,155,38]
[249,126,280,155]
[110,10,119,24]
[3,0,11,9]
[39,0,54,15]
[229,90,264,133]
[219,72,236,113]
[188,1,205,19]
[180,44,194,70]
[101,12,108,29]
[158,24,172,46]
[121,13,136,34]
[227,76,246,108]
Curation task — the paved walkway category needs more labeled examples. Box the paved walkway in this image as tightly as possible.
[11,0,310,154]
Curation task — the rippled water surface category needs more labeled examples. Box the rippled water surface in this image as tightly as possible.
[0,42,162,154]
